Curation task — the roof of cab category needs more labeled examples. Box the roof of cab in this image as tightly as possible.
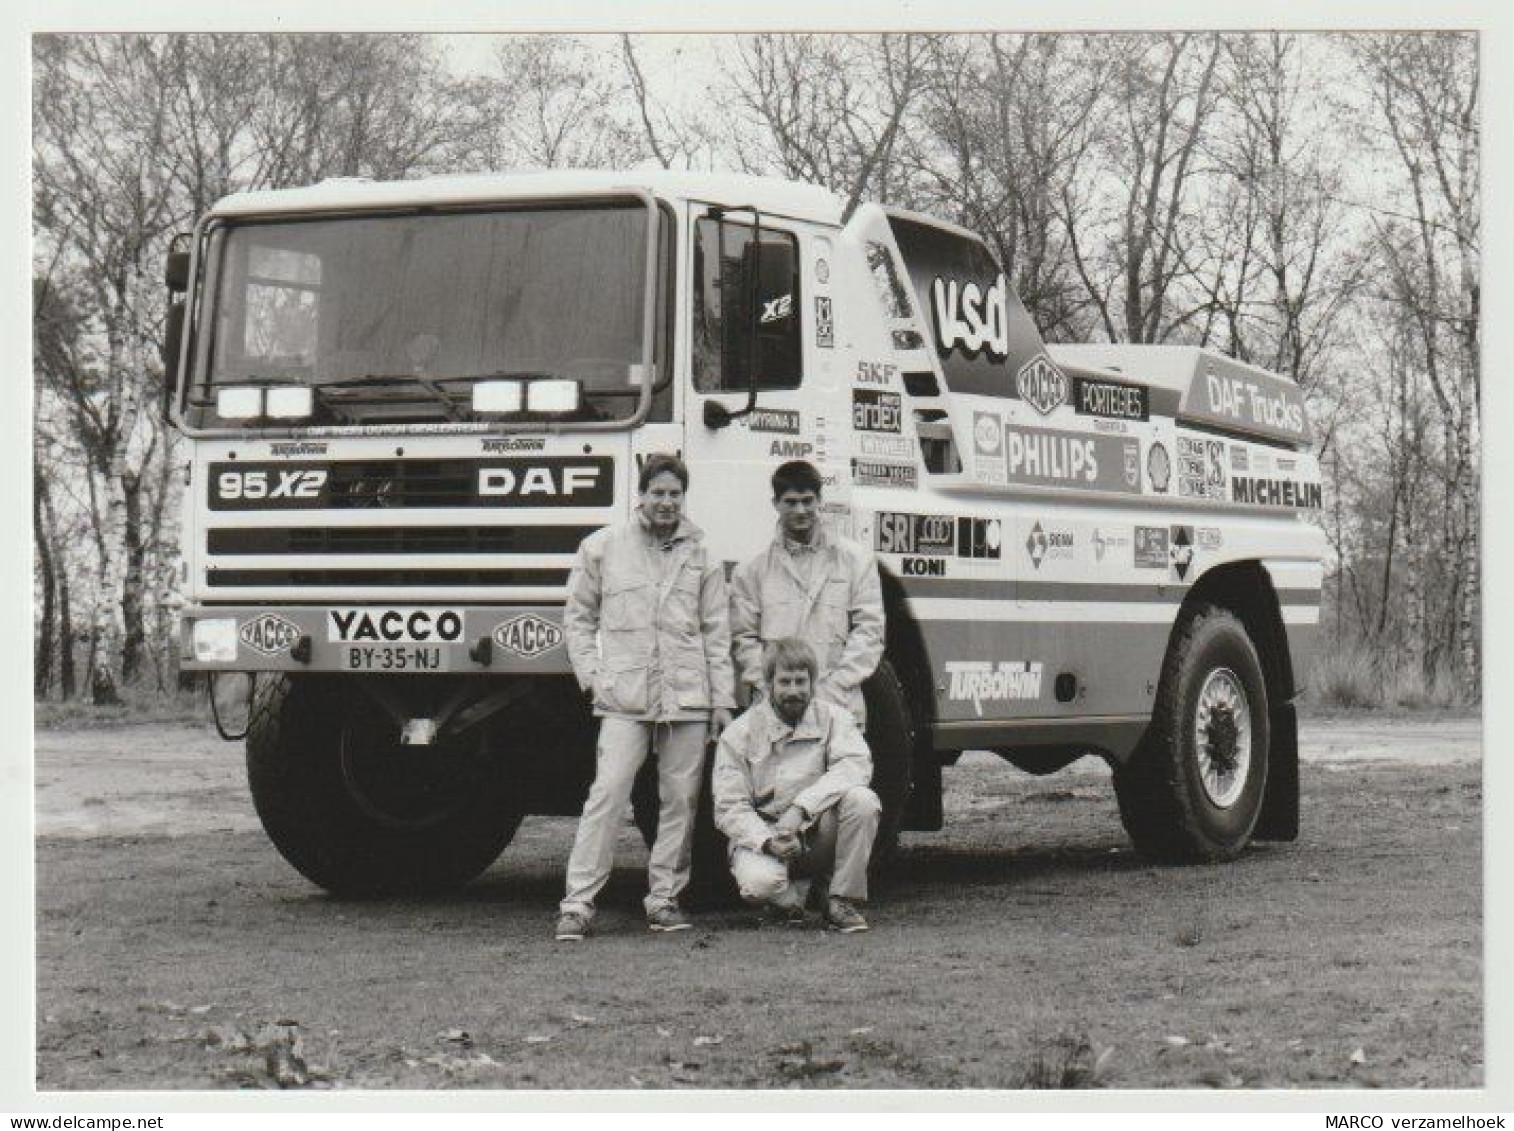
[209,169,846,226]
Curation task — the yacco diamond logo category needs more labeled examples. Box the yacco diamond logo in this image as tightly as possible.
[1026,521,1048,569]
[1170,524,1194,581]
[239,613,301,656]
[492,613,563,659]
[1016,355,1068,416]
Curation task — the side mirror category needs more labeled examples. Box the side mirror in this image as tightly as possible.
[165,249,191,293]
[162,300,185,419]
[703,399,732,430]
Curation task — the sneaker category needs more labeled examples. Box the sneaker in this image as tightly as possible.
[761,901,810,927]
[825,897,869,933]
[555,911,590,942]
[646,905,693,933]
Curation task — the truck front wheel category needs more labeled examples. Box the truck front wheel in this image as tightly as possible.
[246,674,522,896]
[1114,604,1270,862]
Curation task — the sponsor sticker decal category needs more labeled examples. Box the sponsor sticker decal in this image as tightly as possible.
[1024,520,1075,570]
[852,459,918,489]
[945,660,1044,716]
[1016,354,1068,416]
[1231,475,1322,510]
[1092,527,1132,563]
[1229,444,1250,472]
[974,411,1002,455]
[930,274,1010,361]
[1170,524,1195,581]
[854,361,897,387]
[853,389,902,433]
[1199,367,1306,437]
[269,441,328,457]
[743,407,801,435]
[328,608,464,644]
[1196,526,1224,550]
[859,434,915,460]
[1147,441,1172,494]
[1073,376,1148,422]
[1177,436,1227,500]
[492,613,563,659]
[1134,526,1169,569]
[875,512,957,556]
[768,439,814,459]
[482,437,547,453]
[815,296,834,348]
[901,556,948,577]
[239,613,301,655]
[957,517,1002,560]
[999,424,1142,494]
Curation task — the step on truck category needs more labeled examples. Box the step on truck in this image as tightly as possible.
[165,170,1325,895]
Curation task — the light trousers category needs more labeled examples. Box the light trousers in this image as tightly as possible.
[730,784,881,906]
[560,716,708,919]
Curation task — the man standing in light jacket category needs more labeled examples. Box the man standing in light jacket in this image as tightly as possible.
[730,460,885,726]
[556,453,735,941]
[712,637,880,932]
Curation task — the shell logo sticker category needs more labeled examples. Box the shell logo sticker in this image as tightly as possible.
[492,613,563,659]
[239,613,301,655]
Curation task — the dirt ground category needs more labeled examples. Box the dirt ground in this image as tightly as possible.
[33,710,1481,1091]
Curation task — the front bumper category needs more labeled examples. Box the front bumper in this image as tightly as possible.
[177,604,574,674]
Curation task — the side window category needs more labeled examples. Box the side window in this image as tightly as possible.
[234,245,322,371]
[692,216,802,392]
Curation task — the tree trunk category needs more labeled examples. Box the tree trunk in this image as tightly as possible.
[121,470,146,684]
[33,465,57,697]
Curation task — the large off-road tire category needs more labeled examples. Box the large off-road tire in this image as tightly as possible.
[1113,604,1271,863]
[861,659,915,875]
[246,674,522,896]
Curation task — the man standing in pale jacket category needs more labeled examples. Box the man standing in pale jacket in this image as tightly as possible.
[556,453,735,941]
[730,460,885,725]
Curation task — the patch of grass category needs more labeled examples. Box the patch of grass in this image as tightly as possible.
[34,681,211,731]
[1018,1031,1108,1089]
[1305,645,1474,711]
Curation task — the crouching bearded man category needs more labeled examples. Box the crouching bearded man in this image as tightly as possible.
[711,637,881,933]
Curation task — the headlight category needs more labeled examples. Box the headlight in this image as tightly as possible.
[473,380,524,414]
[525,380,581,413]
[266,387,314,419]
[216,387,263,419]
[191,618,239,663]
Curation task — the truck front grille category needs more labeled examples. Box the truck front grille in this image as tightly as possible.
[207,525,598,556]
[205,566,572,588]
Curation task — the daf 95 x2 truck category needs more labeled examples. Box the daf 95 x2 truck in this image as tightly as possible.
[165,171,1325,895]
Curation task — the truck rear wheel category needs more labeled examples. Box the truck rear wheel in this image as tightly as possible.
[246,674,522,896]
[1114,604,1270,862]
[862,659,915,874]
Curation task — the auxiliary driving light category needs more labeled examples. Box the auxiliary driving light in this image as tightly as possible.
[191,617,239,663]
[472,380,524,414]
[266,386,314,419]
[525,379,581,413]
[216,387,264,419]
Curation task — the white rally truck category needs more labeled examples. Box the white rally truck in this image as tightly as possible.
[166,170,1324,895]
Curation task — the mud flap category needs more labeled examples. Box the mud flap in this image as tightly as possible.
[904,751,943,832]
[1254,699,1299,841]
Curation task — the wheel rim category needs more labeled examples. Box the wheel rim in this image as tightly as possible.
[337,711,488,831]
[1194,667,1252,809]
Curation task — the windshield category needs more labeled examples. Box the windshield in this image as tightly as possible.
[189,202,661,427]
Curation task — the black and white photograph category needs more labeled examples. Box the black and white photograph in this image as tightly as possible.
[10,5,1511,1115]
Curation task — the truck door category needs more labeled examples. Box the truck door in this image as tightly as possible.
[681,210,840,565]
